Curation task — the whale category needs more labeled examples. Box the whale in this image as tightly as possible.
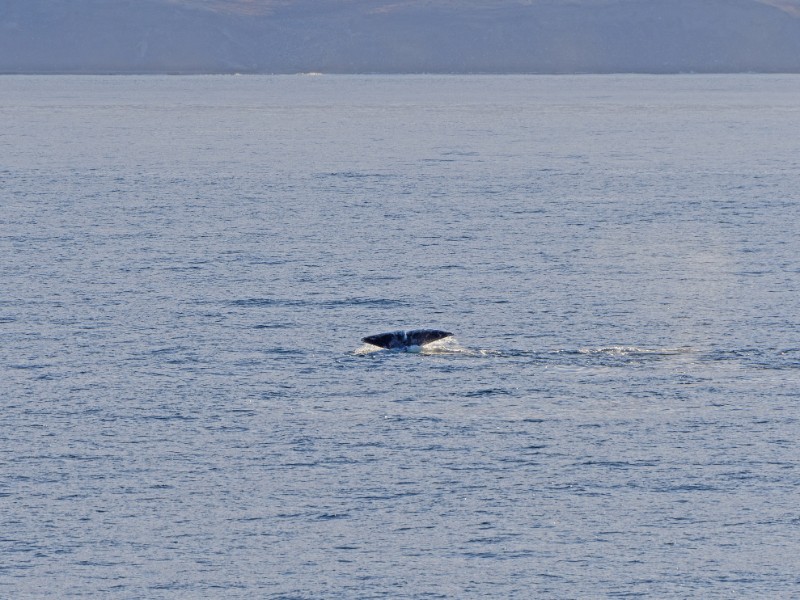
[362,329,453,350]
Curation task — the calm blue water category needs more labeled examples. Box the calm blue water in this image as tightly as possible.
[2,75,800,598]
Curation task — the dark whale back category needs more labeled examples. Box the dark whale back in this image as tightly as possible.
[362,329,453,349]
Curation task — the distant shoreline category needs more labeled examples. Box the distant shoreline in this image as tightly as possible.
[3,71,800,76]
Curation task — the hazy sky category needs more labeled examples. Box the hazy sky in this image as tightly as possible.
[163,0,800,17]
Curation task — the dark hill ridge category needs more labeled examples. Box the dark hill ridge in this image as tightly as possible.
[2,0,800,73]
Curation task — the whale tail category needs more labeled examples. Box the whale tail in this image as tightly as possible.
[362,329,453,350]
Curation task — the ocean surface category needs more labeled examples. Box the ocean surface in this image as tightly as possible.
[2,74,800,598]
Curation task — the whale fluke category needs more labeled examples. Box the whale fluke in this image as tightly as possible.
[362,329,453,350]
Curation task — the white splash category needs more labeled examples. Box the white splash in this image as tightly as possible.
[355,337,499,357]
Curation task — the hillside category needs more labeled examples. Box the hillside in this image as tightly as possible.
[2,0,800,73]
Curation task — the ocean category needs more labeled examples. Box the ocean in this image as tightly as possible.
[2,74,799,598]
